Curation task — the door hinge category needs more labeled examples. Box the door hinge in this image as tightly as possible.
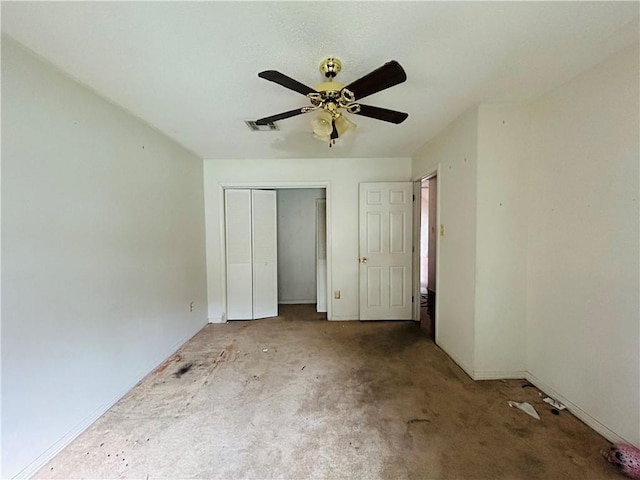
[412,194,416,202]
[412,245,415,253]
[412,295,414,303]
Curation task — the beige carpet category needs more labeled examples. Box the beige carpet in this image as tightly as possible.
[36,304,619,479]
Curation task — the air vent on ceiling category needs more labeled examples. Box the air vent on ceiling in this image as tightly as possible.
[245,120,279,132]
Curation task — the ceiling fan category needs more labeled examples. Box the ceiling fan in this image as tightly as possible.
[255,58,408,147]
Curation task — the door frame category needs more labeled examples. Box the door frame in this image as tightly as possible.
[219,181,332,321]
[412,167,441,340]
[412,180,421,321]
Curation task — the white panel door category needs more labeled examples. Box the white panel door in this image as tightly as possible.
[225,189,253,320]
[359,182,413,320]
[252,190,278,319]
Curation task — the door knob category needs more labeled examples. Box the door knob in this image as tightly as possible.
[360,257,368,264]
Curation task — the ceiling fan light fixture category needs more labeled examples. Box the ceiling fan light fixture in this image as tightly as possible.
[311,110,333,138]
[335,114,357,137]
[312,112,356,147]
[256,57,408,147]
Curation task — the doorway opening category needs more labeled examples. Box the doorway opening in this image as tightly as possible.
[222,184,329,321]
[418,175,437,340]
[276,188,327,314]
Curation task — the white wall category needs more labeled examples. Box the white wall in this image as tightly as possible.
[412,107,478,375]
[1,37,208,478]
[525,45,639,445]
[474,105,527,378]
[204,157,412,322]
[277,188,326,304]
[412,105,528,379]
[412,44,639,446]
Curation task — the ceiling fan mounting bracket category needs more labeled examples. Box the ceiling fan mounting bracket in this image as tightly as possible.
[319,57,342,78]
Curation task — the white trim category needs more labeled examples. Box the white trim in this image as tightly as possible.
[443,359,629,444]
[12,323,207,480]
[328,315,359,321]
[412,180,422,321]
[278,300,316,305]
[412,166,441,340]
[432,166,441,345]
[473,370,526,380]
[217,183,227,324]
[525,372,628,445]
[325,183,333,320]
[220,181,330,189]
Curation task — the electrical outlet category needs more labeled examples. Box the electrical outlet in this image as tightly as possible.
[334,290,341,299]
[189,301,194,312]
[440,224,445,237]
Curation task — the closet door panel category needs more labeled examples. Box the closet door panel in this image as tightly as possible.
[225,189,253,320]
[252,190,278,319]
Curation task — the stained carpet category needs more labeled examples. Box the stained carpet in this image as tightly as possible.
[35,304,619,479]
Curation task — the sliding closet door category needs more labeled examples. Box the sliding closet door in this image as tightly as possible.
[225,189,253,320]
[252,190,278,319]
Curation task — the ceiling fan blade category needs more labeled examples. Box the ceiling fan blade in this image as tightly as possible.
[256,108,309,125]
[344,61,407,101]
[352,104,408,124]
[258,70,318,96]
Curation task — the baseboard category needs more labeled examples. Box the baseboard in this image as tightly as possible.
[12,323,208,480]
[278,300,316,305]
[14,394,130,480]
[437,345,474,379]
[473,370,526,380]
[208,311,226,323]
[328,315,358,321]
[439,356,631,445]
[525,372,629,445]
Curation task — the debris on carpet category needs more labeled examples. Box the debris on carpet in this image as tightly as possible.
[601,443,640,479]
[508,401,541,420]
[542,396,566,411]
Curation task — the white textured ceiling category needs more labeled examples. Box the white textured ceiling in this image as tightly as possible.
[2,1,638,159]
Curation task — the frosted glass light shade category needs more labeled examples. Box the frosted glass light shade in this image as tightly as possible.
[335,114,356,136]
[311,111,333,137]
[313,133,331,143]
